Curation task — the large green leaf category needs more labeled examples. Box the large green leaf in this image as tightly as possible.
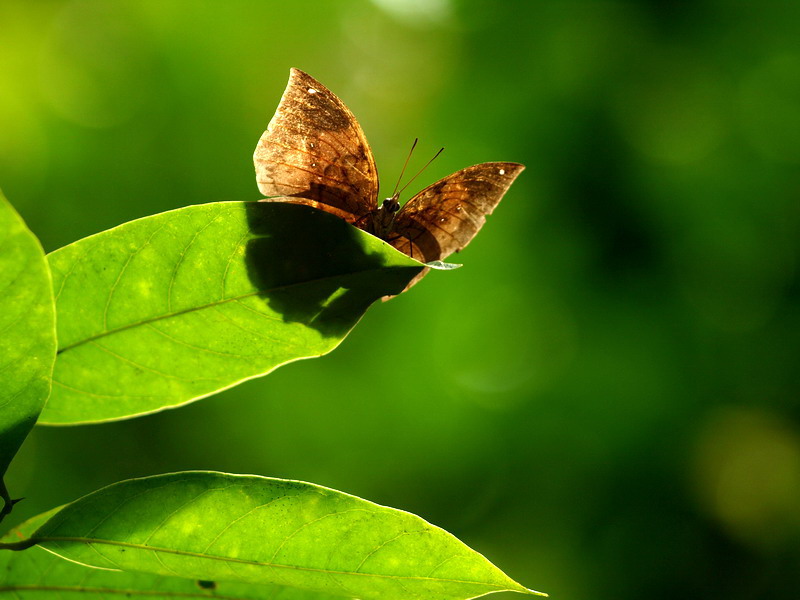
[0,508,348,598]
[0,191,56,519]
[40,201,422,425]
[4,472,543,600]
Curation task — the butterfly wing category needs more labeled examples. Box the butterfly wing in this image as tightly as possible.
[389,162,524,262]
[254,68,379,224]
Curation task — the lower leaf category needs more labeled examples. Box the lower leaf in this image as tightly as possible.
[0,509,348,599]
[7,472,544,600]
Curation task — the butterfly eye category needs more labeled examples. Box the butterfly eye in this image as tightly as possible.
[382,198,400,213]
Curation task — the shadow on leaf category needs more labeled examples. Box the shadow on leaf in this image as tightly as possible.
[244,202,418,337]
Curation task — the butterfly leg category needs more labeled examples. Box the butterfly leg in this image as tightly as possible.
[353,213,374,234]
[385,233,415,260]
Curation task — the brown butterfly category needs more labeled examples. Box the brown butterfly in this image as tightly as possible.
[254,68,524,272]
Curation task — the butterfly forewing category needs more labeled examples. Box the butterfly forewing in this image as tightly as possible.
[253,68,379,224]
[389,162,525,262]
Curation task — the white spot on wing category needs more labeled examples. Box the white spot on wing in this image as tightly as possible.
[499,168,505,175]
[308,88,317,94]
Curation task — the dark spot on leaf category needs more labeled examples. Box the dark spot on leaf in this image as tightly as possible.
[197,579,217,590]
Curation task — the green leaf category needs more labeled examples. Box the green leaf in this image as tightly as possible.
[12,472,543,600]
[0,191,56,518]
[40,201,422,425]
[0,508,350,599]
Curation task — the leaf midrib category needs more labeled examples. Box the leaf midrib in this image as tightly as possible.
[0,583,249,600]
[57,266,413,356]
[35,536,510,590]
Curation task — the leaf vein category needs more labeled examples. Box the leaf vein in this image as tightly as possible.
[425,553,464,578]
[268,509,372,563]
[221,231,250,299]
[103,222,168,331]
[85,479,194,538]
[0,252,33,301]
[167,212,226,313]
[354,530,418,573]
[36,536,510,588]
[50,378,157,400]
[144,485,235,544]
[0,584,252,599]
[212,303,289,346]
[144,323,249,357]
[89,341,223,383]
[52,243,92,303]
[151,548,182,577]
[201,491,287,554]
[57,265,397,356]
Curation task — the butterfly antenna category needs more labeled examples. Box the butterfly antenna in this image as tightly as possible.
[397,146,444,196]
[391,138,418,197]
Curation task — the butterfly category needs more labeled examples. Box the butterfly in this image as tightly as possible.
[254,68,524,275]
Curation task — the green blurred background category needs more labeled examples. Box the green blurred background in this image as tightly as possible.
[2,1,799,598]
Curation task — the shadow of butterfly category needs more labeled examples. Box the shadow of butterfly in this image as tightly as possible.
[254,68,524,288]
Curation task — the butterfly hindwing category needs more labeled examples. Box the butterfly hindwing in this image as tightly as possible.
[389,162,525,262]
[253,68,379,224]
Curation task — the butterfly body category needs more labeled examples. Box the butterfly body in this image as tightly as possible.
[367,195,402,240]
[254,68,524,277]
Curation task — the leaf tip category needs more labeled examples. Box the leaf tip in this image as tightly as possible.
[427,259,462,270]
[514,582,548,597]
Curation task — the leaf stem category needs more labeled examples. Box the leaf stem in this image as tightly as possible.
[0,537,37,551]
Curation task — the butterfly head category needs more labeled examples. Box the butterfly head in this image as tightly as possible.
[372,193,401,239]
[380,140,442,220]
[381,194,401,214]
[373,144,443,240]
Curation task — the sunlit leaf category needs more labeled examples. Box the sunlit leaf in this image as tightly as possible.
[40,202,422,425]
[0,191,56,518]
[0,508,349,599]
[15,472,543,600]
